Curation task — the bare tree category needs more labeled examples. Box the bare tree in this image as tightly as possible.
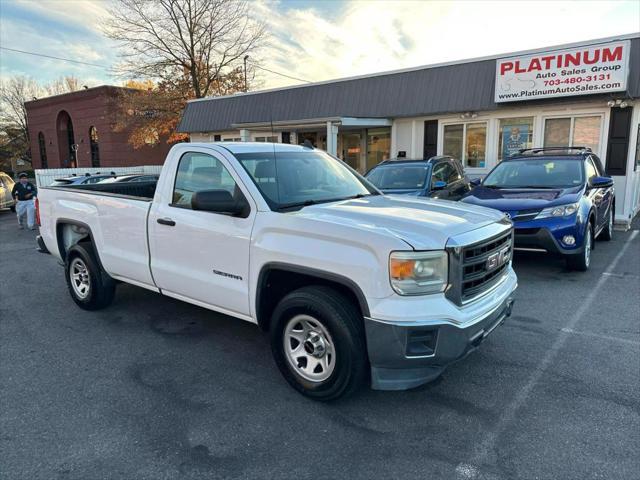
[104,0,266,98]
[0,76,40,145]
[0,75,85,169]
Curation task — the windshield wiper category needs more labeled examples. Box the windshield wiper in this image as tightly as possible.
[275,193,376,212]
[516,185,557,189]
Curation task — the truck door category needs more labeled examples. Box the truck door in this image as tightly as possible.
[148,150,255,319]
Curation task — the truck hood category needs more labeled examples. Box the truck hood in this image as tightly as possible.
[293,194,504,250]
[462,185,583,212]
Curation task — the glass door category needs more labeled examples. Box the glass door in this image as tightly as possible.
[341,133,362,171]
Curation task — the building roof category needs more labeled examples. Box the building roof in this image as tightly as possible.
[24,85,133,109]
[178,33,640,133]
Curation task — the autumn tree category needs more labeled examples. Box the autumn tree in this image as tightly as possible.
[104,0,266,148]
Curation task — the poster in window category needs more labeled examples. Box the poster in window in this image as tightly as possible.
[502,124,530,159]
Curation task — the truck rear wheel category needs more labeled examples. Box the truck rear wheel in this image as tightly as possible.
[65,243,116,310]
[270,286,367,401]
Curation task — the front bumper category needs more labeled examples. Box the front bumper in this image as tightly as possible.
[364,269,517,391]
[514,226,586,255]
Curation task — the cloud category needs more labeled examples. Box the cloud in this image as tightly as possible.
[1,0,637,92]
[254,0,640,89]
[0,0,115,85]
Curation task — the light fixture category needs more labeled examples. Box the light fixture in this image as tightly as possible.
[607,100,616,107]
[620,101,629,108]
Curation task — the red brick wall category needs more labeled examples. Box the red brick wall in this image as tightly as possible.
[26,86,173,169]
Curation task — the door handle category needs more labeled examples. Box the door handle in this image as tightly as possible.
[157,217,176,226]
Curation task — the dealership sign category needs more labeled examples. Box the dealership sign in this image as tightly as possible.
[495,40,630,103]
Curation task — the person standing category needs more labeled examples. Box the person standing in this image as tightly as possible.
[11,173,38,230]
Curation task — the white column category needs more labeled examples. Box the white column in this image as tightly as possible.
[326,121,338,156]
[240,129,250,142]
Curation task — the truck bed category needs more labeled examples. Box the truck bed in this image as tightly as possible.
[58,180,157,200]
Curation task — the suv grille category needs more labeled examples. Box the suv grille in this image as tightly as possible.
[446,227,513,305]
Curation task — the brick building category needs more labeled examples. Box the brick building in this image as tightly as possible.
[25,86,172,169]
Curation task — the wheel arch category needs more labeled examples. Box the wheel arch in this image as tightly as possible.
[56,219,106,270]
[255,262,370,332]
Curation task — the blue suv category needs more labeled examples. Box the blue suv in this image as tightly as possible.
[461,147,614,271]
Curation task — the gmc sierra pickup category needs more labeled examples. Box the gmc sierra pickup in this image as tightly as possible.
[37,143,517,400]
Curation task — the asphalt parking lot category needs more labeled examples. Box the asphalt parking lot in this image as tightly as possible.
[1,209,638,480]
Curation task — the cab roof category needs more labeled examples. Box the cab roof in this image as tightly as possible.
[203,142,316,155]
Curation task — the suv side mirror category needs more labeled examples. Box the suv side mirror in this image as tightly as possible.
[432,180,447,191]
[588,176,613,189]
[470,178,482,187]
[191,189,247,216]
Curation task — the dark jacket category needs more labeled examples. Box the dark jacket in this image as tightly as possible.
[12,181,37,201]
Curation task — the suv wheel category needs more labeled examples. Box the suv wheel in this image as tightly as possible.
[65,243,116,310]
[567,222,592,271]
[270,286,367,401]
[599,207,613,241]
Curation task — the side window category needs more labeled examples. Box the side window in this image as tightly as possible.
[172,152,238,208]
[447,160,462,182]
[432,162,457,185]
[590,155,605,176]
[585,158,597,181]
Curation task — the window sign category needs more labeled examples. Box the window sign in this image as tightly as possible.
[499,117,534,160]
[495,40,630,102]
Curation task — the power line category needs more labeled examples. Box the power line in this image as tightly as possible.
[248,63,311,83]
[0,47,110,69]
[1,46,311,84]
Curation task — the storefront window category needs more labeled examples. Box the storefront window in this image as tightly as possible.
[498,117,534,161]
[443,123,487,168]
[366,128,391,171]
[636,124,640,169]
[572,116,601,154]
[544,116,602,154]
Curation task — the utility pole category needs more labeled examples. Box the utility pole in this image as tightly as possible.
[244,55,249,92]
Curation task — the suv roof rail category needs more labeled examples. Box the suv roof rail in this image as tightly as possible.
[516,146,592,156]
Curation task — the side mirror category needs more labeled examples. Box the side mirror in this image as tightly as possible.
[191,189,246,216]
[589,176,613,189]
[431,180,447,191]
[470,178,482,187]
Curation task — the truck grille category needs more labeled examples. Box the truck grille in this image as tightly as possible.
[446,226,513,306]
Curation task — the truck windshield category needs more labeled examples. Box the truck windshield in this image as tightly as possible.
[366,164,430,190]
[483,159,584,189]
[235,151,378,210]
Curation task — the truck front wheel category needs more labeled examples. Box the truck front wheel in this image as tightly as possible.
[65,243,116,310]
[270,286,367,401]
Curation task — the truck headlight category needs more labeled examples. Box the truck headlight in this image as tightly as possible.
[536,203,579,219]
[389,251,448,295]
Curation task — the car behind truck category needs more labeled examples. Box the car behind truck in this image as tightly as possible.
[37,143,517,400]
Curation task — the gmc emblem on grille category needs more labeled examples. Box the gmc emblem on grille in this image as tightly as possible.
[486,245,511,271]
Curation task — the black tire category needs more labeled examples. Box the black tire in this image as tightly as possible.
[64,243,116,310]
[270,286,368,401]
[599,206,613,241]
[566,222,593,271]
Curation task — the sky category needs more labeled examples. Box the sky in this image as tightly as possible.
[0,0,639,92]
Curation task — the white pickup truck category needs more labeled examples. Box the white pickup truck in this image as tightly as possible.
[37,143,517,400]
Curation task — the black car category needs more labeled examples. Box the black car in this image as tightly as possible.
[365,156,471,200]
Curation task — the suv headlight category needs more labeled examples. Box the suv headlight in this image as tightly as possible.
[389,251,448,295]
[536,202,579,219]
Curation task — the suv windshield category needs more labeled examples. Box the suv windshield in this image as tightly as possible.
[483,158,584,188]
[366,164,429,190]
[235,151,378,210]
